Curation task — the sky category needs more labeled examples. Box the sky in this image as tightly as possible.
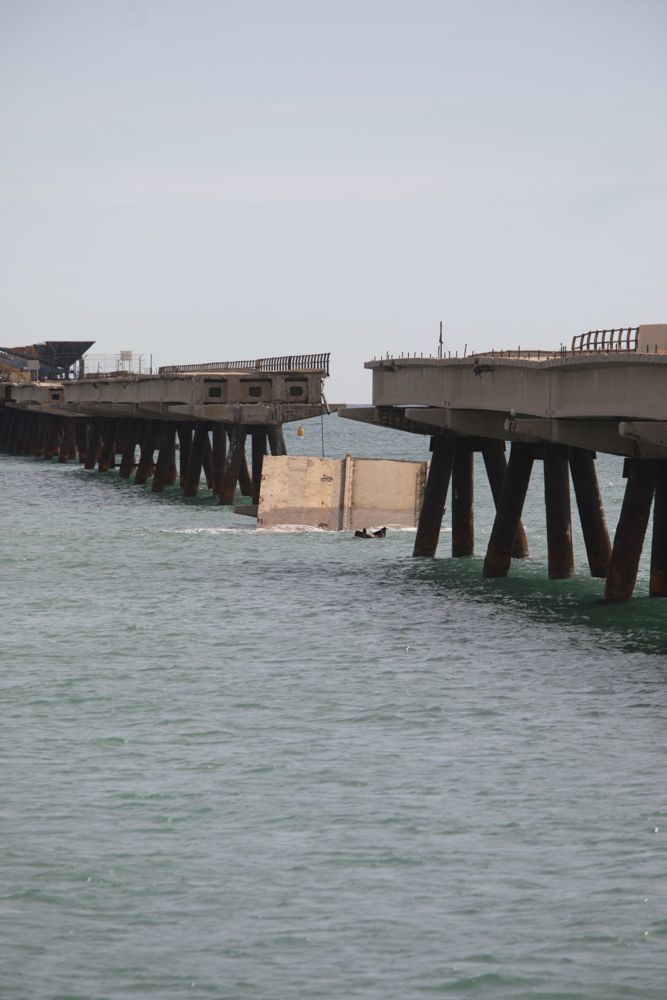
[1,0,666,401]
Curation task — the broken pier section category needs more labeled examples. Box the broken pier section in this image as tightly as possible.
[342,325,667,600]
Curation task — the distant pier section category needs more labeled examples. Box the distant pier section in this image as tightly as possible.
[0,347,330,507]
[342,324,667,601]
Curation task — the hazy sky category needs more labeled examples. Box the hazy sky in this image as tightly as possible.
[2,0,666,400]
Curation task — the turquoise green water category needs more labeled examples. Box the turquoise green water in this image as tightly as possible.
[2,415,666,999]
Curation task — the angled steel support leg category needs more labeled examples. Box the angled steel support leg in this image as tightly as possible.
[413,436,456,558]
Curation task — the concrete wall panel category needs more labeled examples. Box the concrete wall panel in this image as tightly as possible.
[257,455,427,531]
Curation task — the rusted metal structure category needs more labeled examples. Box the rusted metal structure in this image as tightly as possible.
[159,352,331,376]
[342,324,667,601]
[0,340,95,380]
[0,354,329,507]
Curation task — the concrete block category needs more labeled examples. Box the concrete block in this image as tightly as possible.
[257,455,427,530]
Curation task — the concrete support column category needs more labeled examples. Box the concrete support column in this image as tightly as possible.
[483,443,534,578]
[604,460,655,601]
[544,444,575,579]
[451,442,474,557]
[568,448,611,578]
[413,436,455,557]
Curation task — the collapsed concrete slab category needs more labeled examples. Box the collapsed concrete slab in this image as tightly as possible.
[257,455,427,531]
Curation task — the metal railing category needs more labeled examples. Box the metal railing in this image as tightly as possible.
[160,352,330,376]
[571,327,638,352]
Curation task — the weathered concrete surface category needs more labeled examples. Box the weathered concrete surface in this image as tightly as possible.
[258,457,344,530]
[368,352,667,423]
[340,333,667,599]
[342,339,667,459]
[3,371,325,425]
[257,456,427,530]
[344,456,427,530]
[637,324,667,352]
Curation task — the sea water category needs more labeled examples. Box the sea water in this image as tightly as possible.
[1,414,666,999]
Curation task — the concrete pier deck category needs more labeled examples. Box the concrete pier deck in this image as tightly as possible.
[341,324,667,599]
[342,326,667,459]
[3,367,326,426]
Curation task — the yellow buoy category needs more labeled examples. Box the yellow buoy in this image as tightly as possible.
[297,426,305,437]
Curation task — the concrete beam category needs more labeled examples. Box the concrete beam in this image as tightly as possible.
[619,422,667,458]
[367,351,667,422]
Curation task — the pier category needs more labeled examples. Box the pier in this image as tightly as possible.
[0,353,330,506]
[4,327,667,601]
[341,324,667,601]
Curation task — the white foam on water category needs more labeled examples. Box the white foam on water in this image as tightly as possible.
[158,526,251,535]
[257,523,330,534]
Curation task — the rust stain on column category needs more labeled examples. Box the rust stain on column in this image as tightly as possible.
[59,421,77,463]
[451,441,474,557]
[219,425,247,505]
[568,448,611,578]
[98,419,118,473]
[182,423,209,496]
[85,420,102,471]
[604,459,655,601]
[481,439,530,559]
[483,442,534,578]
[152,422,176,493]
[118,420,138,478]
[238,450,253,497]
[177,424,193,489]
[76,421,89,463]
[413,436,455,557]
[33,414,50,458]
[202,431,214,490]
[267,425,287,456]
[17,414,29,454]
[135,420,159,484]
[544,444,575,579]
[211,425,226,496]
[46,417,64,461]
[21,413,36,455]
